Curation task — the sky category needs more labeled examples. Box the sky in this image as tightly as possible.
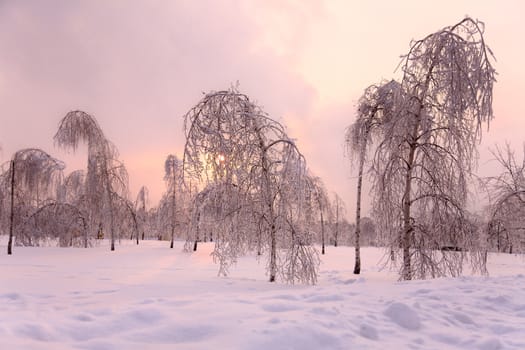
[1,0,524,217]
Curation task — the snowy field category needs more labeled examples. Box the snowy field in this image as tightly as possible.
[1,238,525,350]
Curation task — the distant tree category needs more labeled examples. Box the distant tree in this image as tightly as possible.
[331,193,346,247]
[185,182,244,253]
[346,80,401,274]
[145,206,161,240]
[306,175,332,254]
[371,17,496,280]
[58,170,86,204]
[483,144,525,253]
[17,202,87,247]
[164,154,183,248]
[183,88,319,283]
[1,148,64,254]
[113,195,139,245]
[55,110,131,251]
[135,186,149,241]
[359,217,377,246]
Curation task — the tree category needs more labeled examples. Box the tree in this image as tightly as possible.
[371,17,496,280]
[305,175,332,255]
[55,110,130,251]
[164,154,184,248]
[135,186,149,241]
[182,88,319,283]
[2,148,64,254]
[346,80,401,274]
[359,217,377,246]
[185,182,242,252]
[331,193,346,247]
[17,202,87,247]
[483,144,525,253]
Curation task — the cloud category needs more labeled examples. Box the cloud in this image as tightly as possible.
[0,0,319,203]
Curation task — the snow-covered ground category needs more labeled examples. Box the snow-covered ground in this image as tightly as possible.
[1,239,524,350]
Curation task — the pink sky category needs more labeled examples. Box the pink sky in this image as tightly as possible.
[1,0,524,217]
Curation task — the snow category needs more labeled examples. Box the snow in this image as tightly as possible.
[1,239,525,349]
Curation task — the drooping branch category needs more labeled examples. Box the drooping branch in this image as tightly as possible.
[368,17,496,280]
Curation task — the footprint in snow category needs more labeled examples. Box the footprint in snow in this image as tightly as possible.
[261,303,300,312]
[384,302,422,330]
[93,289,118,295]
[359,323,379,340]
[451,311,476,325]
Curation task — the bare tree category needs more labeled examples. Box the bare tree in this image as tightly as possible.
[164,154,184,248]
[55,110,130,251]
[346,80,401,274]
[359,217,377,246]
[305,175,332,255]
[183,88,319,283]
[58,170,86,204]
[331,193,346,247]
[17,202,87,247]
[2,148,65,254]
[185,182,244,253]
[135,186,149,241]
[370,17,495,280]
[483,144,525,253]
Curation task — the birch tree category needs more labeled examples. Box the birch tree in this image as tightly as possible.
[305,175,331,255]
[346,80,401,274]
[484,144,525,253]
[331,193,346,247]
[164,154,183,248]
[183,88,319,283]
[372,17,496,280]
[135,186,149,241]
[2,148,64,254]
[17,202,87,247]
[55,110,130,251]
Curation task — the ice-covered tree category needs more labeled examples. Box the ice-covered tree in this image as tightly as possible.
[371,17,496,280]
[57,170,86,204]
[17,202,87,247]
[2,148,65,254]
[163,154,184,248]
[135,186,149,241]
[483,144,525,253]
[183,88,319,283]
[331,193,346,247]
[346,80,401,274]
[55,110,131,251]
[305,175,332,255]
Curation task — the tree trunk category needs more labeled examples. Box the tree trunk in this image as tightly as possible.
[101,157,116,252]
[108,187,115,252]
[83,219,88,248]
[7,160,15,255]
[170,186,176,249]
[258,134,277,283]
[321,211,325,255]
[269,223,277,282]
[193,212,200,251]
[264,158,277,282]
[401,124,419,280]
[334,204,339,247]
[353,132,368,274]
[170,225,174,249]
